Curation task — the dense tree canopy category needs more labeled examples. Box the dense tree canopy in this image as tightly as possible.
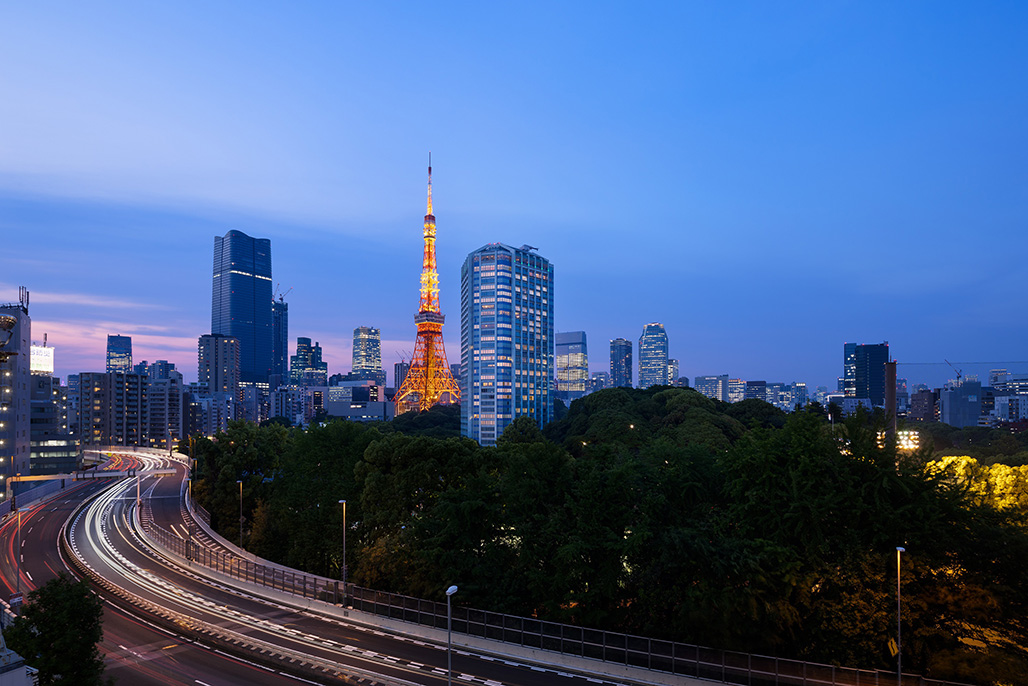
[190,389,1028,684]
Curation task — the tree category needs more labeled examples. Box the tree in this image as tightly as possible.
[5,572,109,685]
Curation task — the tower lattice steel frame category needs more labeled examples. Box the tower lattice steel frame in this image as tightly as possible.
[394,160,460,414]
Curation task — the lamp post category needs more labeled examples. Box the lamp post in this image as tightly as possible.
[338,499,347,603]
[446,584,458,686]
[237,480,243,549]
[896,546,905,686]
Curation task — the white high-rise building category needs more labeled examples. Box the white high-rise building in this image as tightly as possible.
[461,244,553,446]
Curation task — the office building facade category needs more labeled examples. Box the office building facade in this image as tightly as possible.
[694,374,730,402]
[590,371,611,393]
[638,323,669,388]
[271,297,289,385]
[461,243,553,446]
[667,359,680,387]
[394,361,411,392]
[290,337,328,387]
[854,342,889,406]
[198,334,240,396]
[1,289,32,480]
[610,338,632,388]
[351,327,386,385]
[106,334,133,374]
[212,230,274,383]
[555,331,589,402]
[842,342,857,397]
[78,372,147,446]
[147,370,184,449]
[29,373,78,473]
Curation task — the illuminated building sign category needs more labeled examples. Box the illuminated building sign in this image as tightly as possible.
[30,345,54,374]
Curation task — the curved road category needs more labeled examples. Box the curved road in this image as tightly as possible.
[73,451,642,686]
[0,454,312,685]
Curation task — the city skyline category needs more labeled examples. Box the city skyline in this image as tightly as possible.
[3,3,1027,391]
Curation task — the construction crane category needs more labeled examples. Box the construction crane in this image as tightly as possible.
[274,285,293,302]
[944,359,963,384]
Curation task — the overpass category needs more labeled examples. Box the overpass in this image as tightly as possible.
[6,468,175,505]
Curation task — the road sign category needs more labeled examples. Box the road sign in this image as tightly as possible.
[9,592,23,606]
[888,638,898,657]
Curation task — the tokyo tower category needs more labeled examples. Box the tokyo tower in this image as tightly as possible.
[394,158,460,414]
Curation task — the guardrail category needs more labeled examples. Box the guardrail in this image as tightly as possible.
[142,497,972,686]
[60,481,419,686]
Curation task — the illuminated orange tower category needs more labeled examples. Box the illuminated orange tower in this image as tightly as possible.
[394,158,460,414]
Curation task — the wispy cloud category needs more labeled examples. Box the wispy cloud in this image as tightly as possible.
[0,283,166,310]
[32,319,199,379]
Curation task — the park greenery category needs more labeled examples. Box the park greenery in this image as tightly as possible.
[187,388,1028,685]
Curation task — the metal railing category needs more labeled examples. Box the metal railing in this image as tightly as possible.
[140,500,975,686]
[63,507,417,686]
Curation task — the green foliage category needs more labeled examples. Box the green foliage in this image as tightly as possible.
[193,392,1028,683]
[5,572,110,686]
[191,421,290,546]
[385,403,461,438]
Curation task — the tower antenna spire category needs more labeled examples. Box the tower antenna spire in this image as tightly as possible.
[427,152,433,216]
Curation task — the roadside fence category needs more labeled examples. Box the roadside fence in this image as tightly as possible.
[140,495,971,686]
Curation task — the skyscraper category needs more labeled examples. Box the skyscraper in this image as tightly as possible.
[290,337,329,387]
[212,230,273,384]
[106,334,132,374]
[394,161,460,414]
[394,361,411,391]
[638,323,669,388]
[461,243,554,445]
[271,295,289,385]
[667,359,680,386]
[842,342,857,397]
[555,331,589,402]
[198,334,240,396]
[351,326,385,385]
[610,338,632,388]
[854,342,889,406]
[1,288,32,479]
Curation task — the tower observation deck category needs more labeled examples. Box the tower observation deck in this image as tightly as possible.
[394,159,460,414]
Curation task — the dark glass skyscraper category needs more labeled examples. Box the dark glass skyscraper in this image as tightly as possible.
[855,342,889,406]
[610,338,632,388]
[271,296,288,385]
[290,337,328,387]
[212,230,273,384]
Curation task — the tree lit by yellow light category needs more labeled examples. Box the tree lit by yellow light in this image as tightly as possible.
[926,455,1028,513]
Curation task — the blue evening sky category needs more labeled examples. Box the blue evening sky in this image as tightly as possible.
[2,2,1026,390]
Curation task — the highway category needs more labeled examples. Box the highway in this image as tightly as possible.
[63,450,650,686]
[0,455,326,685]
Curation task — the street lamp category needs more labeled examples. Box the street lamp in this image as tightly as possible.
[237,480,243,549]
[446,584,458,686]
[338,499,347,604]
[896,546,905,685]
